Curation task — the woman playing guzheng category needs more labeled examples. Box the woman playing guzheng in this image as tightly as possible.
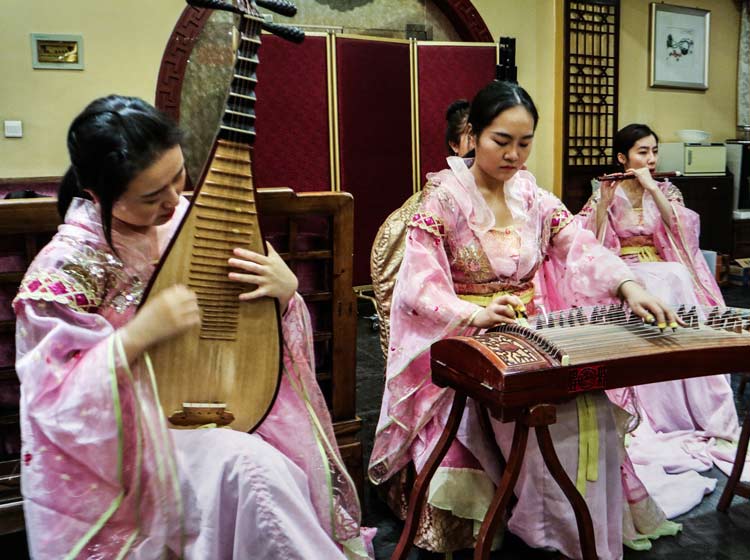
[14,95,373,559]
[576,123,740,517]
[368,81,680,559]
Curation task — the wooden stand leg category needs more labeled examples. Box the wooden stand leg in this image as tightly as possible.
[477,403,506,472]
[738,373,749,396]
[535,423,597,560]
[391,391,467,560]
[474,421,529,560]
[717,408,750,512]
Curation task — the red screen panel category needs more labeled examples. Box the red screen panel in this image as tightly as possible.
[254,34,331,191]
[417,44,496,181]
[336,37,413,286]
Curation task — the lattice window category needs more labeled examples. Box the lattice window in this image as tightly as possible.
[564,0,619,167]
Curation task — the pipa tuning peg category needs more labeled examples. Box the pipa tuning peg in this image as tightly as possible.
[255,0,297,17]
[186,0,241,14]
[262,21,305,43]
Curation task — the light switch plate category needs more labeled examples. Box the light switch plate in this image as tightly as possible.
[4,120,23,138]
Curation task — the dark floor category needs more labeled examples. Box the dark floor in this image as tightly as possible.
[357,286,750,559]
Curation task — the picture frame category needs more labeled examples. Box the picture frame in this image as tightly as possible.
[30,33,84,70]
[649,3,709,90]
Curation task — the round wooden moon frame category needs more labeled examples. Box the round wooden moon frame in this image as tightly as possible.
[155,0,492,121]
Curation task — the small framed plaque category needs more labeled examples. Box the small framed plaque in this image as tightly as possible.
[31,33,84,70]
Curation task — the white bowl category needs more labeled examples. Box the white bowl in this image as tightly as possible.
[675,129,710,143]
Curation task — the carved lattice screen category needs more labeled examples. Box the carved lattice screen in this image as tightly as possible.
[563,0,620,212]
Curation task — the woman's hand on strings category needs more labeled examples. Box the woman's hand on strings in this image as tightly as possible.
[470,294,525,329]
[618,280,684,329]
[228,242,299,312]
[119,284,201,362]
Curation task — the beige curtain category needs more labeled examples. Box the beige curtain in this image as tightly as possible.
[740,1,749,126]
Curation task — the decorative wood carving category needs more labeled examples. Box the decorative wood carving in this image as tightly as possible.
[562,0,620,212]
[432,0,493,42]
[155,7,211,122]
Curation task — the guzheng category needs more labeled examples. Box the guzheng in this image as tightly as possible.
[142,0,304,432]
[431,305,750,422]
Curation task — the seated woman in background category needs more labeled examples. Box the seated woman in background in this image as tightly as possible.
[369,81,680,559]
[14,95,372,559]
[445,98,474,157]
[576,123,740,517]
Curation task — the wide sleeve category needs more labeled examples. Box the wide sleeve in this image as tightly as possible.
[257,293,368,553]
[649,183,724,305]
[14,266,180,558]
[575,188,622,252]
[390,190,482,341]
[538,191,635,311]
[14,272,122,486]
[369,187,482,482]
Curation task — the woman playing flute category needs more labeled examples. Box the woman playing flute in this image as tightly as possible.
[576,123,740,518]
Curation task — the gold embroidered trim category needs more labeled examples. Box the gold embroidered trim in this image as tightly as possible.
[409,212,446,238]
[665,183,684,205]
[549,206,573,237]
[14,271,101,313]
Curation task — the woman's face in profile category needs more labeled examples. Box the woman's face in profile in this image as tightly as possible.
[112,145,186,230]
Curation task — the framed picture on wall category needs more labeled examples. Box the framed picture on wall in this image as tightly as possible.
[649,3,710,90]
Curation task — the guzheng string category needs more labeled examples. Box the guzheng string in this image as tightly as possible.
[523,306,750,364]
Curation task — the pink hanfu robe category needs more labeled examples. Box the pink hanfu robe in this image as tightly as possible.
[368,158,675,559]
[14,197,373,559]
[577,183,742,516]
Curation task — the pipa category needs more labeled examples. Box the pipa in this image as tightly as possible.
[142,0,304,432]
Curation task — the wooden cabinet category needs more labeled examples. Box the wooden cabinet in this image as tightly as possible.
[670,174,733,254]
[732,219,750,259]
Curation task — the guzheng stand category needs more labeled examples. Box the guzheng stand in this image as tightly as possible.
[717,406,750,511]
[392,306,750,559]
[392,392,598,560]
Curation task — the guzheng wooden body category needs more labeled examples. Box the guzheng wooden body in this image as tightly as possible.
[431,305,750,422]
[144,0,302,433]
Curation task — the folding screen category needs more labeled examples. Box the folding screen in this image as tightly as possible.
[157,11,499,287]
[334,36,414,286]
[415,42,497,184]
[254,33,333,191]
